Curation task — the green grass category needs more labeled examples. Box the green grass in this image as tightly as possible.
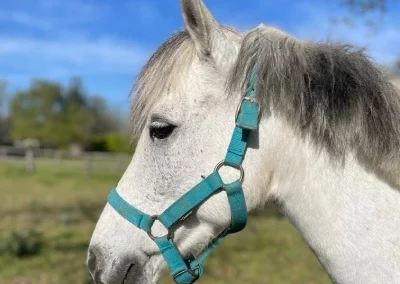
[0,160,331,284]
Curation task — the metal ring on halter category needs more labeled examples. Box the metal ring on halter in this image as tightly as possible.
[235,96,259,122]
[173,268,198,280]
[214,160,245,183]
[147,215,174,240]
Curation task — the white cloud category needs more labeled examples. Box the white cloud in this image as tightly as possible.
[0,0,153,80]
[37,0,106,22]
[0,11,53,30]
[37,0,104,15]
[0,0,106,32]
[0,36,152,78]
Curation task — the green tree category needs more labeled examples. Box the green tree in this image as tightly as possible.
[64,77,87,107]
[0,80,6,114]
[87,96,119,135]
[59,77,94,146]
[9,79,64,147]
[9,77,123,149]
[0,80,10,144]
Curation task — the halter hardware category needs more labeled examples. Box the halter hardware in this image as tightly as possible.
[147,215,174,240]
[173,268,198,280]
[106,70,259,284]
[214,160,245,183]
[235,96,260,124]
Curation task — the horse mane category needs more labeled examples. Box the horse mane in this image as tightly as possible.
[130,25,400,180]
[229,26,400,174]
[130,30,194,138]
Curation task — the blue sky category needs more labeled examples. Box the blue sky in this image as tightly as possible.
[0,0,399,115]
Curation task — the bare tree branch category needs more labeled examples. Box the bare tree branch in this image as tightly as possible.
[341,0,388,15]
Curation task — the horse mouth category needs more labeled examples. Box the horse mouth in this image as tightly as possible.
[122,263,135,284]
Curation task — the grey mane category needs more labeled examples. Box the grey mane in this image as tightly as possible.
[229,27,400,170]
[130,30,194,138]
[131,25,400,174]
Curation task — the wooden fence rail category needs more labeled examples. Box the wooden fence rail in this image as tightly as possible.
[0,146,131,176]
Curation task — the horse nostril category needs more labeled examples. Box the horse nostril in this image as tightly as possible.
[87,248,98,275]
[87,245,104,282]
[87,245,142,284]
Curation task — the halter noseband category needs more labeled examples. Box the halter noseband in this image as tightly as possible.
[107,71,259,284]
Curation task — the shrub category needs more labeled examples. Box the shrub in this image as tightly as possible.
[6,229,44,257]
[104,133,132,153]
[87,133,133,153]
[87,136,107,152]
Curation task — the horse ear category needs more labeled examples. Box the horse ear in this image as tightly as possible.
[179,0,218,58]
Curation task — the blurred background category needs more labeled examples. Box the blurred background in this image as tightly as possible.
[0,0,398,283]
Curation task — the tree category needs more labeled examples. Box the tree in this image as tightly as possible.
[0,80,6,114]
[60,77,95,147]
[87,96,119,135]
[341,0,389,14]
[64,77,87,107]
[339,0,400,73]
[8,77,124,150]
[9,79,64,147]
[334,0,397,29]
[0,80,10,144]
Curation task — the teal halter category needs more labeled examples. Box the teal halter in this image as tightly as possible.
[107,71,260,284]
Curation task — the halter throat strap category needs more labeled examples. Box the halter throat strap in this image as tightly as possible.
[107,70,259,284]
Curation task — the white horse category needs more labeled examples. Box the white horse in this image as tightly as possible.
[88,0,400,283]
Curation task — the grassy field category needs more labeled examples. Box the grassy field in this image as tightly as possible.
[0,160,331,284]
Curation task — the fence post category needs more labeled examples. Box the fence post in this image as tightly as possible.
[84,154,92,177]
[53,150,61,166]
[0,147,7,159]
[25,148,35,173]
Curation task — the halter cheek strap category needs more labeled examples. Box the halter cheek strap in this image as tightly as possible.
[107,71,259,284]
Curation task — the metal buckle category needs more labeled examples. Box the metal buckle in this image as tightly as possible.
[214,160,244,184]
[234,96,260,123]
[147,215,174,240]
[173,268,198,280]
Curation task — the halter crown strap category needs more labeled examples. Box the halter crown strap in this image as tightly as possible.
[107,69,259,284]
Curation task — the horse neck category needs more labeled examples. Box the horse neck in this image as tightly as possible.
[254,118,400,284]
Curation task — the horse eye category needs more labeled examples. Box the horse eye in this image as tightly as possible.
[149,122,176,140]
